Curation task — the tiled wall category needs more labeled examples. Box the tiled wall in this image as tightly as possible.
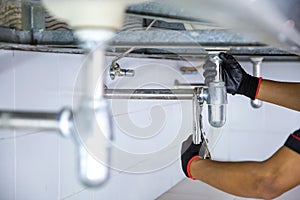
[0,49,299,200]
[0,50,201,200]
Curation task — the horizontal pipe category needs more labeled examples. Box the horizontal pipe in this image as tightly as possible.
[104,89,198,100]
[174,80,206,89]
[0,111,59,130]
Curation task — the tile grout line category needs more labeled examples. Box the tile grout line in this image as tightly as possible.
[13,50,17,200]
[58,137,61,200]
[58,55,61,200]
[60,187,87,200]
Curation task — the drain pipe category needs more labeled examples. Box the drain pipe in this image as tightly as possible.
[199,54,228,128]
[41,0,146,187]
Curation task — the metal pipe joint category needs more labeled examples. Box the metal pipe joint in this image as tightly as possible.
[199,54,228,128]
[109,62,135,80]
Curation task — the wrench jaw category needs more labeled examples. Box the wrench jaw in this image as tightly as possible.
[199,133,211,159]
[193,88,211,160]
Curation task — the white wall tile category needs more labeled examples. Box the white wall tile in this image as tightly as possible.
[110,100,192,173]
[14,51,60,111]
[58,54,84,93]
[16,132,59,200]
[0,138,15,200]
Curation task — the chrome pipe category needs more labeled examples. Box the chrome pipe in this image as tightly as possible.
[250,57,263,109]
[0,111,59,130]
[104,89,196,100]
[74,47,113,187]
[109,62,135,80]
[0,108,73,137]
[204,54,227,128]
[174,80,206,89]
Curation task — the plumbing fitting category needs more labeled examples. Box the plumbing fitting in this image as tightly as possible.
[250,57,263,108]
[200,54,227,128]
[110,62,135,80]
[109,19,156,80]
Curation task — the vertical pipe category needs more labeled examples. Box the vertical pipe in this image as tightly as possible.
[74,44,113,187]
[250,57,263,108]
[206,54,227,128]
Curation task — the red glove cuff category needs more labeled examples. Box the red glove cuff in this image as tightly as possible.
[187,155,201,180]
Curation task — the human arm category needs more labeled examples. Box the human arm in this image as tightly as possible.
[257,79,300,111]
[181,129,300,199]
[190,146,300,199]
[210,52,300,111]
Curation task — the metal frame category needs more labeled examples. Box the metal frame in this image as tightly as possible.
[0,1,299,60]
[0,27,299,61]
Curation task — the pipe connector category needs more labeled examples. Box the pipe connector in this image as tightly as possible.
[57,108,73,138]
[109,62,135,80]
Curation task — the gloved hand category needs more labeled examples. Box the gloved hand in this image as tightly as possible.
[181,135,202,179]
[218,52,262,100]
[285,128,300,154]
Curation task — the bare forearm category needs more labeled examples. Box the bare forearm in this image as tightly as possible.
[190,147,300,199]
[190,159,267,198]
[257,79,300,111]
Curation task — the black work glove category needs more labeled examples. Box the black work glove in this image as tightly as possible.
[219,52,262,100]
[181,135,202,179]
[285,128,300,154]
